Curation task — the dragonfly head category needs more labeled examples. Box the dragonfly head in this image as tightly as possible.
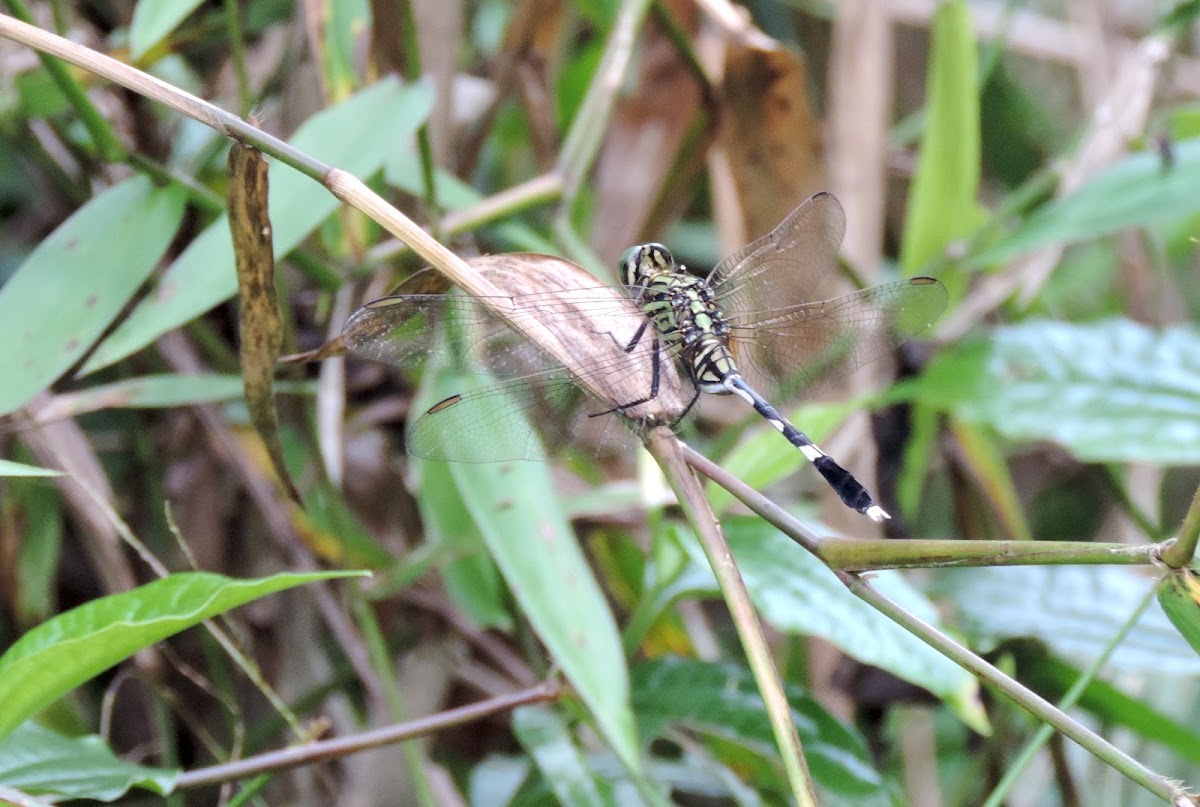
[620,243,676,287]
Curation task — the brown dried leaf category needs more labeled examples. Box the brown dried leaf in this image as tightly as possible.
[228,139,303,506]
[721,41,825,242]
[455,253,690,428]
[334,253,689,455]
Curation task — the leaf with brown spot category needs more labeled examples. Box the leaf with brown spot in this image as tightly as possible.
[228,139,303,506]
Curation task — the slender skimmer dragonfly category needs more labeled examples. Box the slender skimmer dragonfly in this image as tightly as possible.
[339,192,946,521]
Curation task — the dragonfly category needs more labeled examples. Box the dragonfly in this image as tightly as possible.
[339,192,947,521]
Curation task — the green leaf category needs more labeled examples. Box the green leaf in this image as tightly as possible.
[933,566,1200,676]
[434,387,640,774]
[677,518,984,730]
[410,371,511,630]
[631,657,886,806]
[129,0,205,60]
[1156,567,1200,657]
[468,757,529,806]
[512,706,613,807]
[0,721,179,800]
[82,78,435,374]
[971,137,1200,267]
[0,460,63,477]
[0,177,186,417]
[1157,0,1200,35]
[893,319,1200,464]
[0,570,365,740]
[900,0,984,274]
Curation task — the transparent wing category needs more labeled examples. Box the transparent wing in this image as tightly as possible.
[727,277,947,397]
[407,370,639,462]
[707,191,847,313]
[341,289,650,377]
[341,289,683,462]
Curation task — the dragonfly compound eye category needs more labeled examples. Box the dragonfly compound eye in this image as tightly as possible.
[621,243,675,285]
[647,243,675,269]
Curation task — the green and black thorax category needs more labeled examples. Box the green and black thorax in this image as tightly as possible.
[621,243,737,394]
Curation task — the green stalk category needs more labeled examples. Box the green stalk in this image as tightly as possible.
[4,0,124,161]
[221,0,252,117]
[645,429,819,807]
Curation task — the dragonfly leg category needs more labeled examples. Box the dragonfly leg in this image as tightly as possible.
[600,318,650,354]
[722,375,890,522]
[668,383,702,427]
[589,334,665,417]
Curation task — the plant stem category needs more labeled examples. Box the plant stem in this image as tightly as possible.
[645,428,819,807]
[173,683,561,790]
[850,576,1189,805]
[980,585,1158,807]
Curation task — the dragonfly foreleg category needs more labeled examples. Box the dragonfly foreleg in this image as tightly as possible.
[589,332,666,418]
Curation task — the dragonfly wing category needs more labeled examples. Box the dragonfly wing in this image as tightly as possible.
[408,369,639,462]
[342,293,590,379]
[727,277,947,398]
[707,191,847,312]
[341,294,494,368]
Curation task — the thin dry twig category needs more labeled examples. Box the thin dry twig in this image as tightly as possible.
[173,681,561,790]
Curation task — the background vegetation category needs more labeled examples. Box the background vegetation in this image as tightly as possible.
[2,0,1200,805]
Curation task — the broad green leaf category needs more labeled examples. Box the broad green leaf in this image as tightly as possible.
[411,371,511,631]
[893,319,1200,464]
[129,0,205,60]
[83,78,435,374]
[900,0,984,274]
[0,721,179,800]
[468,757,529,807]
[631,657,887,806]
[0,460,63,477]
[0,570,365,740]
[512,706,613,807]
[933,566,1200,676]
[972,137,1200,267]
[442,403,640,774]
[676,517,985,730]
[0,177,186,417]
[35,374,312,422]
